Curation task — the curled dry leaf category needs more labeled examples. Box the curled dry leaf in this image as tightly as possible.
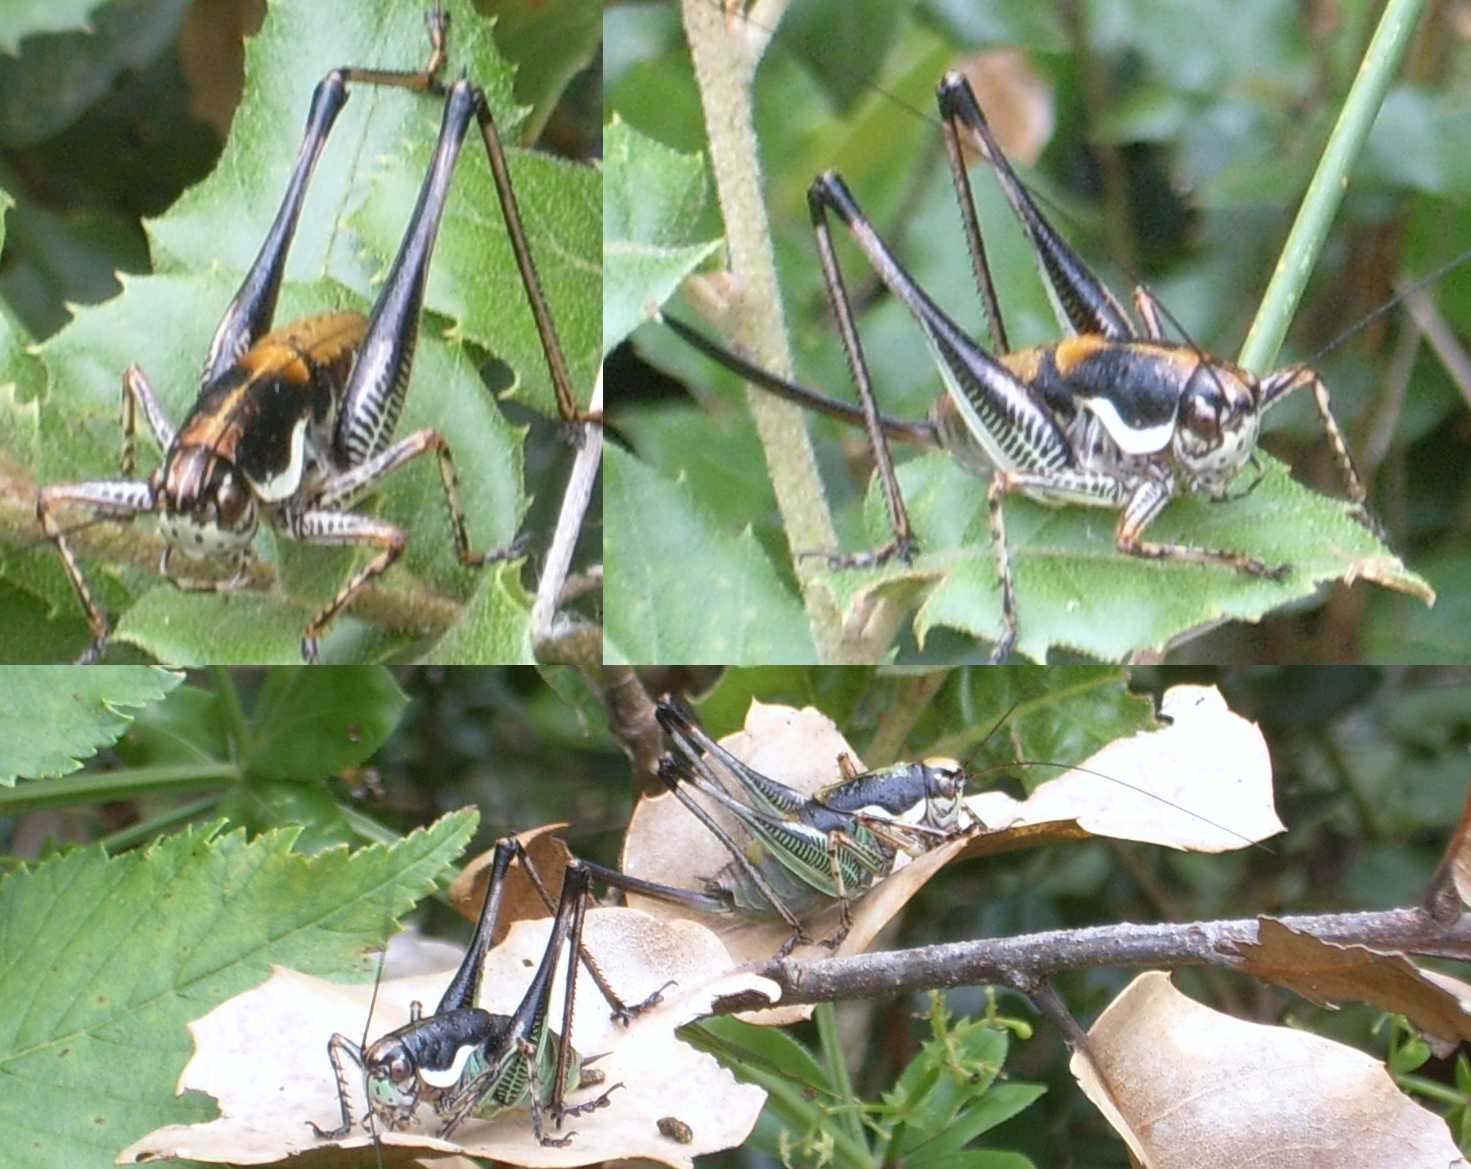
[118,909,774,1169]
[447,824,574,945]
[1227,917,1471,1054]
[962,684,1282,858]
[1071,971,1469,1169]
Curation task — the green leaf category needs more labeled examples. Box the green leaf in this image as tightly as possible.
[821,452,1430,662]
[604,445,816,664]
[781,0,918,113]
[0,810,477,1169]
[910,1083,1048,1162]
[886,1019,1007,1151]
[603,119,721,355]
[476,0,601,144]
[0,0,187,145]
[917,666,1155,768]
[697,665,876,738]
[0,0,104,56]
[4,0,547,662]
[247,667,408,779]
[1368,547,1471,663]
[0,665,181,784]
[423,558,535,664]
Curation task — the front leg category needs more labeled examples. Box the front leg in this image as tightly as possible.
[1257,363,1381,536]
[35,479,157,663]
[280,507,407,664]
[290,427,528,661]
[119,366,175,477]
[307,1032,366,1141]
[1114,475,1290,578]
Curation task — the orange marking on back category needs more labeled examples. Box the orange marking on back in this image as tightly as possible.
[1051,335,1109,376]
[998,346,1044,384]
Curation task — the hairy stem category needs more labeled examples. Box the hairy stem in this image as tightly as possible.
[680,0,861,662]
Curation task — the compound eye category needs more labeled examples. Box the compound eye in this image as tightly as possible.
[924,758,963,799]
[385,1051,414,1084]
[213,475,251,530]
[1183,392,1221,439]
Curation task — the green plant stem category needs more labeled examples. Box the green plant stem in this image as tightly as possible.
[101,795,222,853]
[339,804,405,848]
[1238,0,1426,371]
[865,670,949,765]
[688,1022,877,1168]
[815,1000,869,1155]
[679,0,857,661]
[212,667,250,764]
[0,762,239,812]
[1396,1072,1465,1107]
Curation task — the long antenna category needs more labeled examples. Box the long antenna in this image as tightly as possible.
[364,930,388,1168]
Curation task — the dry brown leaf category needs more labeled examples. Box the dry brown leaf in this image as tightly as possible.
[949,48,1054,165]
[118,909,774,1169]
[447,825,575,944]
[1071,971,1469,1169]
[1228,918,1471,1050]
[963,684,1281,857]
[1431,784,1471,909]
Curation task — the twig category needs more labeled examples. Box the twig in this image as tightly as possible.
[680,0,898,663]
[532,369,603,671]
[863,671,949,766]
[603,666,665,796]
[712,906,1471,1013]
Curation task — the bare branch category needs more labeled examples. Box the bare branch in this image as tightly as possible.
[709,907,1471,1014]
[603,666,664,796]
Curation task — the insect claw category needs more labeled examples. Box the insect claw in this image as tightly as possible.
[616,978,676,1023]
[300,634,321,664]
[78,632,110,665]
[988,629,1016,664]
[306,1120,351,1141]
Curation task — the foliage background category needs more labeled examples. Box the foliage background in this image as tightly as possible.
[605,0,1471,664]
[0,0,601,664]
[0,664,1467,1168]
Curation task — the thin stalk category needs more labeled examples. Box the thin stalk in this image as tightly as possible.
[339,804,404,848]
[1238,0,1426,372]
[211,667,250,764]
[101,794,222,853]
[864,670,949,766]
[0,762,239,813]
[686,1022,878,1168]
[1395,1072,1467,1107]
[815,1000,869,1154]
